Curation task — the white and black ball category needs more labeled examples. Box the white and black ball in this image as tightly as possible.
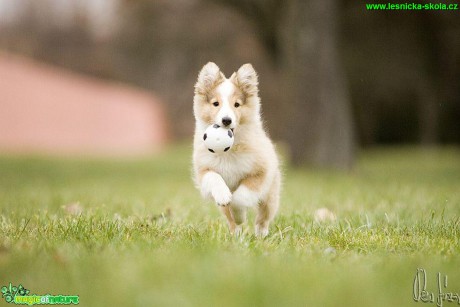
[203,124,234,153]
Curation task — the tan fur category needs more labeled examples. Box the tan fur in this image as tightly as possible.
[193,62,281,237]
[220,206,236,232]
[239,166,265,192]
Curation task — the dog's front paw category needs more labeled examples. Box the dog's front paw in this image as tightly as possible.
[212,185,232,206]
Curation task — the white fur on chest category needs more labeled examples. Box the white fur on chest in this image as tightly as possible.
[201,149,255,191]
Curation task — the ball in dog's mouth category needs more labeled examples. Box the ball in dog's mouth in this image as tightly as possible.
[203,124,234,153]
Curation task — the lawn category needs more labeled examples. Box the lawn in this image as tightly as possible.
[0,145,459,306]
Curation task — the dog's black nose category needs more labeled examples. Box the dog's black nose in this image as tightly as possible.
[222,117,232,126]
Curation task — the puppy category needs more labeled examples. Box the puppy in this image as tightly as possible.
[192,62,281,237]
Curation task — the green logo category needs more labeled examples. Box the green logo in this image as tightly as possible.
[1,283,79,305]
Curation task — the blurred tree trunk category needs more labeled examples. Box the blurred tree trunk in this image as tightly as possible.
[418,81,438,145]
[280,0,354,168]
[417,10,458,146]
[214,0,355,169]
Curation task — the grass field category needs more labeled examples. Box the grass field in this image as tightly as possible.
[0,145,459,306]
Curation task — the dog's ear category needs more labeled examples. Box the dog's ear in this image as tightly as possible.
[233,64,258,97]
[195,62,224,96]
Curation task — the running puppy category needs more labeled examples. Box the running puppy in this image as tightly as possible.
[192,62,281,237]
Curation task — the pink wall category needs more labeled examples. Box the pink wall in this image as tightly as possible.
[0,53,169,156]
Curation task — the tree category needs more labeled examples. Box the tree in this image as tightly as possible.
[213,0,355,169]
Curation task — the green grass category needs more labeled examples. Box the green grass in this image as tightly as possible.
[0,145,459,306]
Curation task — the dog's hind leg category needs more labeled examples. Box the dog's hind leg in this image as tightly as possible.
[255,174,280,237]
[219,205,245,235]
[220,206,236,233]
[229,205,246,236]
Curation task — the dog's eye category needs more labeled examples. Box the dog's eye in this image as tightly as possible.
[234,102,240,108]
[212,101,219,107]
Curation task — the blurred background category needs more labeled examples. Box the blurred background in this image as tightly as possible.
[0,0,459,169]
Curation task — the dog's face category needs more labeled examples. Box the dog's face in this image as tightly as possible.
[194,63,260,129]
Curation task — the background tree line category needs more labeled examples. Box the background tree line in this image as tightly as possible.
[1,0,458,168]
